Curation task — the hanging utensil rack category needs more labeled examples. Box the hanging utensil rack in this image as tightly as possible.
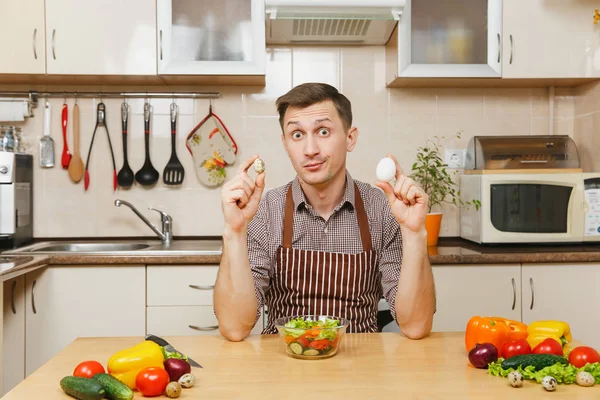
[0,90,220,108]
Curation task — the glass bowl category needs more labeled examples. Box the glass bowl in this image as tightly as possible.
[274,315,349,360]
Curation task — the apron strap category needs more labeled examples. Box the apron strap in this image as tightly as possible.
[283,186,295,248]
[282,182,373,252]
[354,184,373,252]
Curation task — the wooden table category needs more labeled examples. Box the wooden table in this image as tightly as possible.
[2,332,598,399]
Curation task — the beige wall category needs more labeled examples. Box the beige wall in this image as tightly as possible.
[1,46,578,239]
[574,81,600,172]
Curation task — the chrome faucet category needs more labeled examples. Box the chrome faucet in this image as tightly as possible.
[114,199,173,245]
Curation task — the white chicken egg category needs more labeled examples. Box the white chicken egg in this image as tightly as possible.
[376,157,396,182]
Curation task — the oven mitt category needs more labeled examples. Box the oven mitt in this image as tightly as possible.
[186,110,238,187]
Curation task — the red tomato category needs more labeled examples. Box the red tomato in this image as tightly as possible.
[136,367,170,397]
[568,346,600,368]
[532,338,563,356]
[73,361,105,378]
[501,339,532,359]
[309,339,333,351]
[297,335,310,348]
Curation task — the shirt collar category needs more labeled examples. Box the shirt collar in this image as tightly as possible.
[291,170,356,212]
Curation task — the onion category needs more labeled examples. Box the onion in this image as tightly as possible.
[468,343,498,369]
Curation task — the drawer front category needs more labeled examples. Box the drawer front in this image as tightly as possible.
[147,306,220,336]
[147,306,265,336]
[147,265,218,306]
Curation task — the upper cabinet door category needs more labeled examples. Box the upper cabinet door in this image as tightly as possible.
[157,0,266,75]
[503,0,600,79]
[0,0,45,74]
[391,0,502,79]
[44,0,157,75]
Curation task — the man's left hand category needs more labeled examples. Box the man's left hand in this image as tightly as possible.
[376,154,428,234]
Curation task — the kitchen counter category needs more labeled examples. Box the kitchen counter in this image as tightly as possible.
[2,237,600,280]
[1,332,597,399]
[0,255,49,281]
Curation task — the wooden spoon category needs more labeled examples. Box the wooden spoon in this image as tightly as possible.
[68,103,84,183]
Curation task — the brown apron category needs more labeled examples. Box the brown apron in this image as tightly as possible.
[262,183,381,334]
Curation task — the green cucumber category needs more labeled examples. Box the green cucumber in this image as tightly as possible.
[92,373,133,400]
[501,354,568,371]
[303,349,320,356]
[289,342,304,355]
[59,376,105,400]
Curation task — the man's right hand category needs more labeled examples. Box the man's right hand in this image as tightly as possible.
[221,155,266,233]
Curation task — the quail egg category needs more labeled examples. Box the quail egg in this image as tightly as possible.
[541,376,557,391]
[507,370,523,388]
[376,157,396,182]
[253,157,265,173]
[576,371,595,387]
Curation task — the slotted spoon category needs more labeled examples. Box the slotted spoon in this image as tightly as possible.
[163,102,185,185]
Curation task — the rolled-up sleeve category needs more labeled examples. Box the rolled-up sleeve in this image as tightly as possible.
[378,207,403,324]
[247,199,272,323]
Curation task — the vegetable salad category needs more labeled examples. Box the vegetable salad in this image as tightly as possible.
[282,317,343,357]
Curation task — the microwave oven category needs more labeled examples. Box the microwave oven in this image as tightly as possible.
[459,171,600,244]
[459,135,600,245]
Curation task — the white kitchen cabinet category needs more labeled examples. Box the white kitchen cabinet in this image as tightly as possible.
[522,263,600,349]
[502,0,600,79]
[147,265,219,306]
[44,0,157,75]
[157,0,266,77]
[2,276,25,396]
[24,265,146,376]
[386,0,502,84]
[430,264,522,332]
[146,264,264,337]
[0,0,46,74]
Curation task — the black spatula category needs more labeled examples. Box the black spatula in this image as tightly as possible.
[163,102,185,185]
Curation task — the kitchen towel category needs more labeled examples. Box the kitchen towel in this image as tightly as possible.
[0,100,32,122]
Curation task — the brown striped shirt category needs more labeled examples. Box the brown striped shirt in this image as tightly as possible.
[247,170,403,326]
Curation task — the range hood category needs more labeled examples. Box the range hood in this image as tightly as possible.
[265,0,406,45]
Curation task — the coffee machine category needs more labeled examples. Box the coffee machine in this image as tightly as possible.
[0,152,33,249]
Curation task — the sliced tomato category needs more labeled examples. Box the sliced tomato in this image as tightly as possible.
[309,339,333,351]
[297,335,310,348]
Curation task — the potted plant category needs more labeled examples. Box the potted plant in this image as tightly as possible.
[409,132,480,246]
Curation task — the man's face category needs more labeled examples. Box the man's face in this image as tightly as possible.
[281,100,358,187]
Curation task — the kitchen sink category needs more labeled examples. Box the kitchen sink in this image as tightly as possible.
[3,239,223,256]
[29,243,151,252]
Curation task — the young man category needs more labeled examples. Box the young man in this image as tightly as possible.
[214,83,435,342]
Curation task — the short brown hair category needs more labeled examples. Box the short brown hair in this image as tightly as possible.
[276,82,353,131]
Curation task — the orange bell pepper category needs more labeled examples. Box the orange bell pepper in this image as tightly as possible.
[492,316,528,341]
[465,316,527,353]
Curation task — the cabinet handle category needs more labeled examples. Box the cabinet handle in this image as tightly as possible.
[509,34,513,65]
[52,29,56,60]
[160,30,163,61]
[32,29,38,60]
[189,284,214,290]
[31,280,37,314]
[497,33,500,63]
[529,277,535,310]
[511,278,516,310]
[189,325,218,331]
[11,280,17,314]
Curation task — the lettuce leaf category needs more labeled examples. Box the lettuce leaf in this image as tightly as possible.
[488,359,600,385]
[283,328,305,338]
[317,329,337,341]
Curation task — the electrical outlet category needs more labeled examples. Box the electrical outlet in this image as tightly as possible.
[445,149,466,169]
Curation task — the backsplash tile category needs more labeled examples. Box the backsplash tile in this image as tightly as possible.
[1,46,582,239]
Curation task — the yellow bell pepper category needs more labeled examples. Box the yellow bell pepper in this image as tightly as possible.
[526,320,572,349]
[107,340,165,389]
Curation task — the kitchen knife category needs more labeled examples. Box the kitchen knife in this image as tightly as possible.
[145,334,202,368]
